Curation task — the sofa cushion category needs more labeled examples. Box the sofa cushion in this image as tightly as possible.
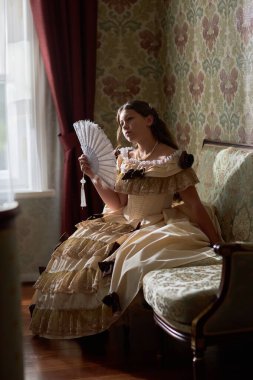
[196,143,253,242]
[143,265,222,333]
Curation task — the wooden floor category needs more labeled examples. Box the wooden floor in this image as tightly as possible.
[21,283,251,380]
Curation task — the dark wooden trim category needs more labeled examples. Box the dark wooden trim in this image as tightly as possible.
[154,312,191,343]
[213,242,253,255]
[202,139,253,150]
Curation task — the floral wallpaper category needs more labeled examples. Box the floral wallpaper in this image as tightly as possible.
[94,0,253,160]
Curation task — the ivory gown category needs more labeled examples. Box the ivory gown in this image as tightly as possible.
[30,148,221,339]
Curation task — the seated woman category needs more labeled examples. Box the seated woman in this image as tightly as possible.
[30,100,221,339]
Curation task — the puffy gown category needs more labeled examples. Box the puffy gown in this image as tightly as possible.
[30,148,221,339]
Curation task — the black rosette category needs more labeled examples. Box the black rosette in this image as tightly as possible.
[179,151,194,169]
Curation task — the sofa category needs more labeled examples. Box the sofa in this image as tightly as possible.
[142,139,253,379]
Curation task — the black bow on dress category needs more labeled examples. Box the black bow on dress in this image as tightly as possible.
[121,168,145,180]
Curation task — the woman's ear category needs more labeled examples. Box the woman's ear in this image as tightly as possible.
[146,114,154,126]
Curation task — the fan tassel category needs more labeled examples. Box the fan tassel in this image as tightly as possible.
[80,176,87,208]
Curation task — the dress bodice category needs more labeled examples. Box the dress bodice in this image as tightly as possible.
[114,147,199,221]
[124,193,172,220]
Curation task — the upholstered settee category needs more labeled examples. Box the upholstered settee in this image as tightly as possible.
[142,140,253,380]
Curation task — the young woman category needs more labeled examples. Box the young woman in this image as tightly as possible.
[30,100,221,338]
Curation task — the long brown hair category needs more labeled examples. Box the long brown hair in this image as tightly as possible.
[116,100,178,149]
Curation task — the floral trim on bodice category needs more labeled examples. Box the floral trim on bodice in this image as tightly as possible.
[115,147,199,195]
[118,147,181,168]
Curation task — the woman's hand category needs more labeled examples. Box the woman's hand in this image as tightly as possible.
[78,154,128,211]
[78,154,95,179]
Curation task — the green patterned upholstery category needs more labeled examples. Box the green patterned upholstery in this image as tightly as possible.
[196,143,253,242]
[143,265,221,333]
[143,142,253,333]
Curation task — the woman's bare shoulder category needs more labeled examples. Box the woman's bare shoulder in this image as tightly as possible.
[156,143,176,159]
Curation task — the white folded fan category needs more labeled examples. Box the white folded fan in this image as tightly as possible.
[73,119,116,207]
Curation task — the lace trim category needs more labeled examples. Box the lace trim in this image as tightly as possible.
[76,219,133,235]
[119,146,181,166]
[115,168,199,195]
[51,238,109,260]
[34,220,136,294]
[30,304,113,338]
[34,267,103,294]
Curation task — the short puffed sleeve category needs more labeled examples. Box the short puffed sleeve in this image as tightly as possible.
[170,168,199,193]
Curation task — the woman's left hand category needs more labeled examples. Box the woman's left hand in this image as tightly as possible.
[78,154,95,178]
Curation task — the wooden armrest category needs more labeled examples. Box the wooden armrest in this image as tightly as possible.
[193,241,253,337]
[213,242,253,257]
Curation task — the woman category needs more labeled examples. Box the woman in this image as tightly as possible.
[30,100,221,339]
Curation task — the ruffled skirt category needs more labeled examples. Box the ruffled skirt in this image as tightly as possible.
[30,216,134,338]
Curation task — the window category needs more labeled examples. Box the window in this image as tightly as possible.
[0,0,51,205]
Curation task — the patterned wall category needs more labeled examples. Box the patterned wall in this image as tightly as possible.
[94,0,253,160]
[16,194,60,281]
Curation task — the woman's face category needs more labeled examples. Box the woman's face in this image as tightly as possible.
[118,109,153,143]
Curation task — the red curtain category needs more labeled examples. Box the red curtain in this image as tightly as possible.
[30,0,103,235]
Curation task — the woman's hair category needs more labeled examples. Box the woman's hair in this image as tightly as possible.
[116,100,178,149]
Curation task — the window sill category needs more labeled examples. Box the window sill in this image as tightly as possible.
[15,189,56,199]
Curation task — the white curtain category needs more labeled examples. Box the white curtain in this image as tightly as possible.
[0,0,59,205]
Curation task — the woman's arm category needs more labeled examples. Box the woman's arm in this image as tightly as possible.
[178,186,221,245]
[78,154,127,211]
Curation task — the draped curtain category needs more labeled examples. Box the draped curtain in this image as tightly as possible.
[29,0,103,234]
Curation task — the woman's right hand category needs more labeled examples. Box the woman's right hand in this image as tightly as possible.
[78,154,95,179]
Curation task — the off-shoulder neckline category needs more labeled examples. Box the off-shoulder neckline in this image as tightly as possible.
[119,146,180,165]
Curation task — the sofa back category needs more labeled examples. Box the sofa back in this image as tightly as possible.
[196,140,253,243]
